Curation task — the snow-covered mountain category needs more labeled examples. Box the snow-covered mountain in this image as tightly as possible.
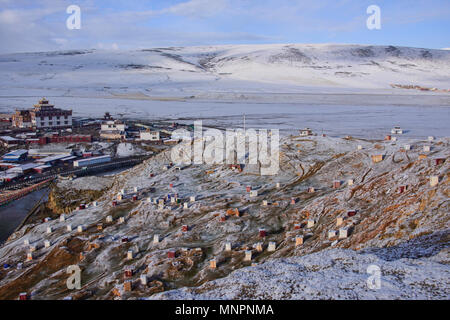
[1,44,449,97]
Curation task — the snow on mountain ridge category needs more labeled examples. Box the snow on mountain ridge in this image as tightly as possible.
[0,44,449,92]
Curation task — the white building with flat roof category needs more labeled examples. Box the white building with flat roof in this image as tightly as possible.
[31,98,72,129]
[100,120,127,140]
[73,155,111,167]
[140,130,160,141]
[101,120,126,132]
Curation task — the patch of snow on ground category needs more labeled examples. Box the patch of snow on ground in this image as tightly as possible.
[151,248,449,300]
[115,143,146,158]
[57,175,113,191]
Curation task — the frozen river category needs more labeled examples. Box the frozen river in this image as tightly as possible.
[0,94,449,139]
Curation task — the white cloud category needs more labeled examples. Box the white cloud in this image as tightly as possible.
[162,0,228,18]
[0,9,20,24]
[96,42,119,50]
[52,38,68,45]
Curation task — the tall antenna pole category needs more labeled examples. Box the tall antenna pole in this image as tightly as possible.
[243,114,246,132]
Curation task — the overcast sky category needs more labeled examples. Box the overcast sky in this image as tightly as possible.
[0,0,449,53]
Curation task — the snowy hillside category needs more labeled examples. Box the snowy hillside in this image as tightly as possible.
[0,44,449,97]
[153,246,449,300]
[0,135,448,300]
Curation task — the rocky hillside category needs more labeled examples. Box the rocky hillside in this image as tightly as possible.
[0,134,448,299]
[153,245,449,300]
